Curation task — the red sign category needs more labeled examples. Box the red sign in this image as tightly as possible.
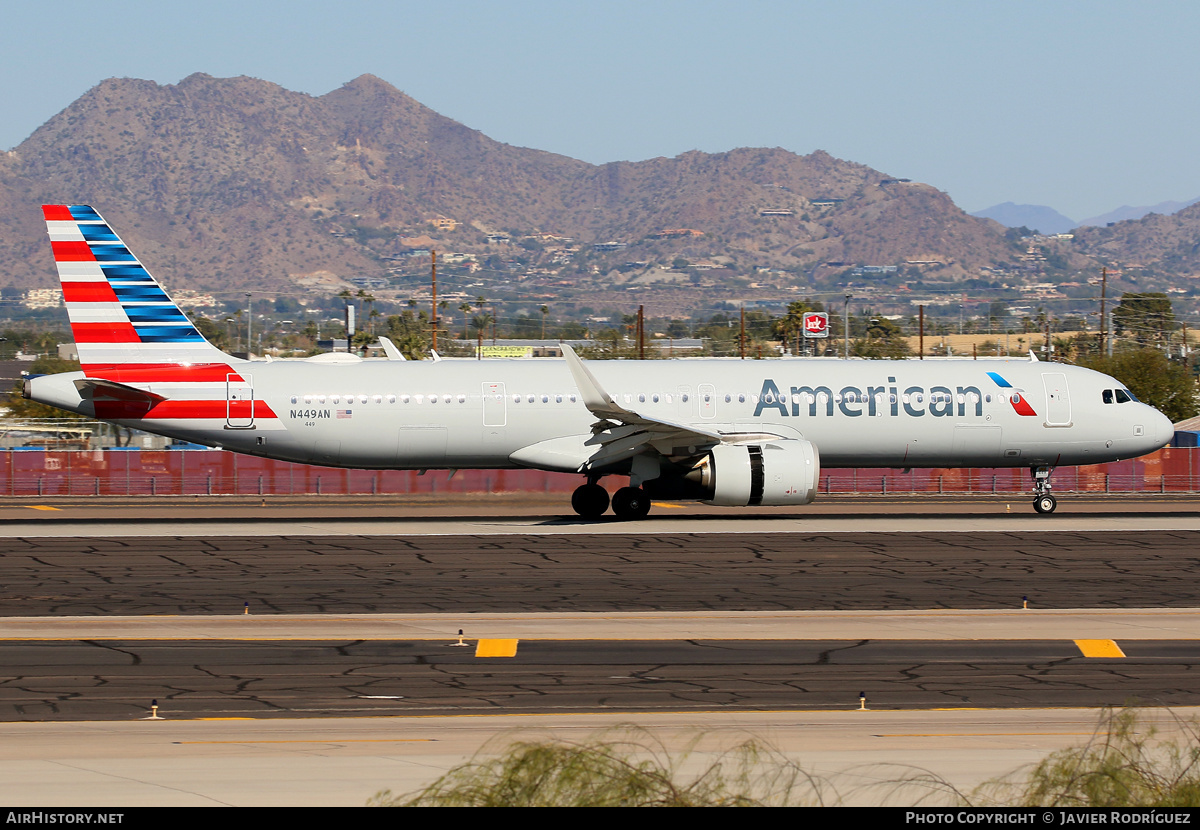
[802,312,829,338]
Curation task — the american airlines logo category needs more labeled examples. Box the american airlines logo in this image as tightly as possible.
[752,374,1037,418]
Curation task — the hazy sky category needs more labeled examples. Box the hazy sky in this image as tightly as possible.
[3,0,1196,220]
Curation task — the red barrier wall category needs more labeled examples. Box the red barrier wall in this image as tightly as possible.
[2,448,1198,497]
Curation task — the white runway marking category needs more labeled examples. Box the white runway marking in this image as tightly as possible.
[0,511,1199,537]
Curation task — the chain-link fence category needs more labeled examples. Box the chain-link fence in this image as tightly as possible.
[1,447,1197,498]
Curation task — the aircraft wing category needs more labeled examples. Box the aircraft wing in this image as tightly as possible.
[561,344,725,469]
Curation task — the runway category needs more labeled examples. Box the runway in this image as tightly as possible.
[1,499,1198,804]
[1,633,1198,721]
[1,529,1199,614]
[0,495,1197,537]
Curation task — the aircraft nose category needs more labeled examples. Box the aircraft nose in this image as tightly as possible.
[1154,408,1175,448]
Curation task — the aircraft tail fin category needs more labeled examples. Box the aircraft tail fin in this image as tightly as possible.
[42,205,233,374]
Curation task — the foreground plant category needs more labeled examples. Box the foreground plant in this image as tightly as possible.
[977,708,1200,808]
[370,728,837,807]
[372,709,1200,807]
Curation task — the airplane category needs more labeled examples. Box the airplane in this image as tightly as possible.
[24,205,1174,519]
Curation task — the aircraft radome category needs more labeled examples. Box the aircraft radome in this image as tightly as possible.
[24,205,1174,519]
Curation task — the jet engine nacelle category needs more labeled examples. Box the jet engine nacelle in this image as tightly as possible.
[691,440,820,506]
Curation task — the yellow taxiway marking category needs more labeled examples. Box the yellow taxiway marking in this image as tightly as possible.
[1074,639,1126,658]
[877,731,1097,738]
[650,502,688,509]
[27,505,61,511]
[175,738,437,744]
[475,638,519,657]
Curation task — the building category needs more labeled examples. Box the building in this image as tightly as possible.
[23,289,62,309]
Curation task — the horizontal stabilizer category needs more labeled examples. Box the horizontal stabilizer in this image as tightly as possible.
[73,378,167,405]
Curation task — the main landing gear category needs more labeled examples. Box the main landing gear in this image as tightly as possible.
[571,481,609,519]
[611,486,651,520]
[570,480,651,521]
[1031,466,1057,514]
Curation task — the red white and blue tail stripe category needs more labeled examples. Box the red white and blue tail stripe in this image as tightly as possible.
[43,205,280,431]
[44,204,232,372]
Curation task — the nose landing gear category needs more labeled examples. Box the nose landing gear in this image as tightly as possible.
[1031,466,1057,514]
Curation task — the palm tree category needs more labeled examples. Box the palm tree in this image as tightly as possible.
[436,299,449,337]
[540,305,549,340]
[471,312,493,359]
[459,302,473,340]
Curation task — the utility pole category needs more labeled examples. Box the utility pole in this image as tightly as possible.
[430,250,438,352]
[843,293,852,359]
[739,306,746,360]
[637,305,645,360]
[918,305,924,360]
[1099,266,1107,357]
[245,293,252,358]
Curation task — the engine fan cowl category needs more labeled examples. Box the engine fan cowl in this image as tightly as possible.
[694,440,821,506]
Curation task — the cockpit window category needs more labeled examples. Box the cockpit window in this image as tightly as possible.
[1122,388,1139,402]
[1102,389,1114,404]
[1114,389,1133,404]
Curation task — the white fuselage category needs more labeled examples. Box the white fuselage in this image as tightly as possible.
[28,355,1175,474]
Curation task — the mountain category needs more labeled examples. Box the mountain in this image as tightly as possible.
[1078,197,1200,228]
[970,202,1077,235]
[0,74,1029,294]
[1072,200,1200,275]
